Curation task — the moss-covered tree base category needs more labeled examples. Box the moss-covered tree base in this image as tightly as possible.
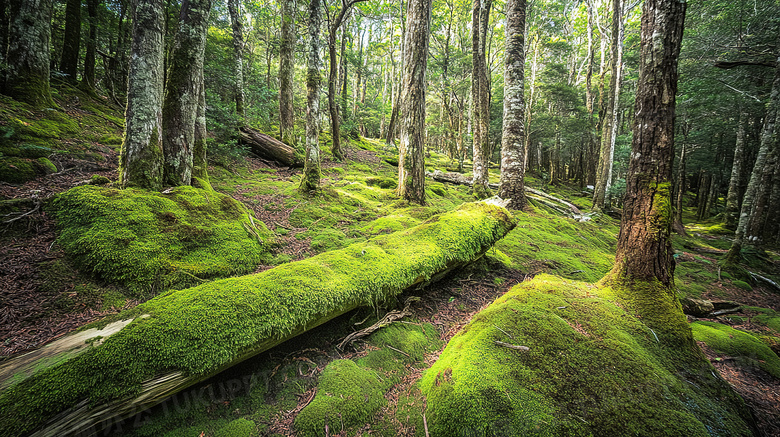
[420,274,757,436]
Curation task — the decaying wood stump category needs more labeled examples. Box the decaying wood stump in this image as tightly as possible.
[0,200,516,437]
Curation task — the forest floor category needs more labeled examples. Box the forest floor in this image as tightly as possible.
[1,91,779,436]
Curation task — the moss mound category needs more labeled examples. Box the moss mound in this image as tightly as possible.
[51,185,272,295]
[692,321,780,379]
[420,274,756,436]
[0,201,515,437]
[294,360,386,436]
[214,418,256,437]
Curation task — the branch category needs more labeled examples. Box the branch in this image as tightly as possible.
[714,60,775,69]
[716,80,761,103]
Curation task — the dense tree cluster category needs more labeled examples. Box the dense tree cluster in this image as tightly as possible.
[0,0,778,249]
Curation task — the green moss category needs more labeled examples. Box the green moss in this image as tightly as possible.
[0,201,515,437]
[495,207,618,282]
[214,418,256,437]
[365,176,397,189]
[51,185,272,296]
[420,274,755,436]
[294,360,386,437]
[731,280,752,291]
[692,321,780,378]
[37,157,57,174]
[0,157,38,183]
[360,214,421,236]
[89,174,111,185]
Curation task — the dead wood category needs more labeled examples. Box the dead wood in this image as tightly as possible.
[239,127,300,167]
[493,340,530,351]
[337,297,420,350]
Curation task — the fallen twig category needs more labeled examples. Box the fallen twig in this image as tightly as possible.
[337,297,420,350]
[494,340,530,351]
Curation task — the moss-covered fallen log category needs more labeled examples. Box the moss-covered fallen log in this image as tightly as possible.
[239,126,299,166]
[0,200,516,437]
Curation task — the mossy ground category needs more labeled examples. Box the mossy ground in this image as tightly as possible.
[0,88,124,184]
[420,274,756,436]
[51,185,273,296]
[3,96,779,437]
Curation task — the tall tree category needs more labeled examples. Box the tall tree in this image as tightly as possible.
[470,0,492,199]
[724,48,780,264]
[592,0,623,211]
[82,0,99,92]
[604,0,687,337]
[119,0,165,189]
[228,0,246,121]
[497,0,527,210]
[280,0,296,144]
[723,110,747,229]
[397,0,433,204]
[384,0,405,148]
[301,0,323,192]
[161,0,212,186]
[192,69,208,180]
[326,0,366,160]
[60,0,82,82]
[3,0,55,108]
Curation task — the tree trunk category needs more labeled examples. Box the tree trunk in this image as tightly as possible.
[279,0,296,144]
[497,0,527,210]
[592,0,623,211]
[4,0,55,108]
[119,0,165,190]
[60,0,81,82]
[695,171,711,220]
[300,0,322,192]
[0,201,516,437]
[672,142,687,235]
[725,48,780,264]
[82,0,98,92]
[396,0,432,205]
[192,68,208,181]
[605,0,687,335]
[723,111,747,229]
[326,0,365,160]
[161,0,212,187]
[228,0,245,121]
[0,1,8,69]
[471,0,492,199]
[328,26,344,159]
[746,138,778,246]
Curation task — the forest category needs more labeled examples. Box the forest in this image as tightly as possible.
[0,0,779,435]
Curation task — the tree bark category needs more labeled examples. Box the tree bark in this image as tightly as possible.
[592,0,623,211]
[239,127,299,166]
[396,0,432,205]
[192,68,208,180]
[161,0,212,187]
[672,142,687,235]
[607,0,686,291]
[497,0,527,210]
[471,0,492,199]
[119,0,165,190]
[82,0,98,92]
[725,45,780,263]
[723,111,747,229]
[60,0,81,82]
[228,0,246,122]
[300,0,322,192]
[279,0,296,144]
[3,0,55,108]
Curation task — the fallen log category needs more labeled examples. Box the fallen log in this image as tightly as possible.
[0,200,516,437]
[238,126,300,167]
